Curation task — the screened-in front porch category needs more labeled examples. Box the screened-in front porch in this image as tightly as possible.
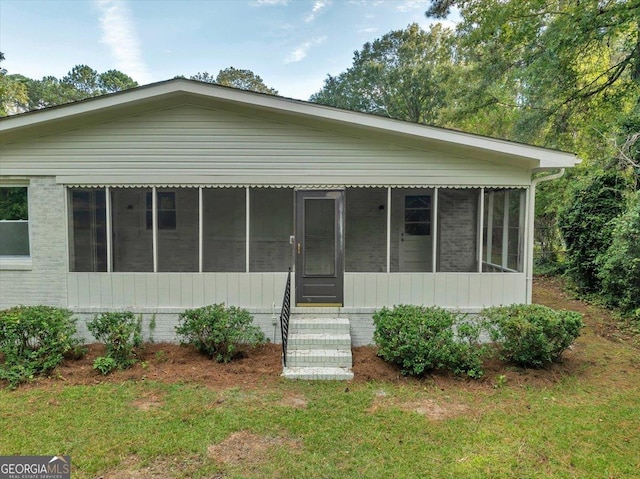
[66,185,528,311]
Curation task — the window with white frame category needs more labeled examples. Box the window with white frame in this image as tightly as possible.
[0,186,30,257]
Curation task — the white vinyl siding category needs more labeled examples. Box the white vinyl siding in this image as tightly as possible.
[66,271,525,310]
[1,105,531,187]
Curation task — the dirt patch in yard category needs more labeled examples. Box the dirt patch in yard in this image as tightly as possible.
[208,430,300,466]
[6,276,637,391]
[99,454,208,479]
[368,391,470,420]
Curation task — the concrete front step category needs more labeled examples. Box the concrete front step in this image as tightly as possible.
[287,333,351,350]
[286,349,352,368]
[282,366,354,381]
[288,318,350,334]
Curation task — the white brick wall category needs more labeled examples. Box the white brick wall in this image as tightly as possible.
[0,177,68,307]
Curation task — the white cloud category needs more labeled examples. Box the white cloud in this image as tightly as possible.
[95,0,151,84]
[396,0,429,12]
[357,27,378,34]
[305,0,329,22]
[252,0,290,5]
[284,36,327,64]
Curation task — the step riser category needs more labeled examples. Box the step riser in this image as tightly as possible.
[282,367,354,381]
[287,358,352,368]
[288,342,351,350]
[287,335,351,350]
[289,326,350,334]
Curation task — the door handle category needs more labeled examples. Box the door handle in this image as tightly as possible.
[297,243,301,254]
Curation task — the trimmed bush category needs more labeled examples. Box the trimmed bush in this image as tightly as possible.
[175,304,267,363]
[482,304,583,368]
[0,306,82,388]
[87,312,142,374]
[373,305,487,378]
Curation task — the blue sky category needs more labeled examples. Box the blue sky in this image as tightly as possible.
[0,0,456,100]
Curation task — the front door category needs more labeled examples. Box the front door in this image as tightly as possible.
[295,190,344,305]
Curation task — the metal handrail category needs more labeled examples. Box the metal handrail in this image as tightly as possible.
[279,268,292,367]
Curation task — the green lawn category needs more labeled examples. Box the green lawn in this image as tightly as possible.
[1,280,639,478]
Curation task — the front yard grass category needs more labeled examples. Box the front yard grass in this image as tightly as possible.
[1,277,639,478]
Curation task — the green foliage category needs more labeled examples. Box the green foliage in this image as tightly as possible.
[0,52,28,116]
[0,306,81,388]
[175,304,267,362]
[92,356,117,375]
[597,191,640,316]
[87,312,142,373]
[190,67,278,95]
[0,62,138,115]
[310,23,455,125]
[482,304,583,368]
[558,170,629,294]
[373,305,487,378]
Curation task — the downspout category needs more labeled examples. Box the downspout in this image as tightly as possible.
[526,168,565,303]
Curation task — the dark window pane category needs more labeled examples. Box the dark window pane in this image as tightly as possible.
[0,187,28,220]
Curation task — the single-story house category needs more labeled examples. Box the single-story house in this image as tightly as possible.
[0,79,578,361]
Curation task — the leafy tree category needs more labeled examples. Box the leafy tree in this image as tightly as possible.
[310,23,455,125]
[0,52,28,116]
[425,0,640,153]
[558,170,630,294]
[0,63,138,115]
[597,191,640,316]
[190,67,278,95]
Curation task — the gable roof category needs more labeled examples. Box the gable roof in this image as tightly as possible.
[0,78,578,170]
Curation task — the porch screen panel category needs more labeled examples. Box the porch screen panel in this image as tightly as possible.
[112,188,153,272]
[391,188,433,272]
[482,189,524,272]
[69,188,107,272]
[436,188,479,272]
[249,188,293,272]
[345,188,386,272]
[203,188,246,272]
[157,188,198,272]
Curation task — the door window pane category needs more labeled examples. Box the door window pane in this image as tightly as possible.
[304,198,335,276]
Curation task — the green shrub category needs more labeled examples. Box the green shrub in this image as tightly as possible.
[0,306,82,388]
[175,304,267,362]
[373,305,487,378]
[87,312,142,373]
[558,170,629,294]
[482,304,583,368]
[597,190,640,316]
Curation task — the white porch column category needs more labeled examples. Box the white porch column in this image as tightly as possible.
[106,186,112,272]
[152,186,158,273]
[386,186,391,273]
